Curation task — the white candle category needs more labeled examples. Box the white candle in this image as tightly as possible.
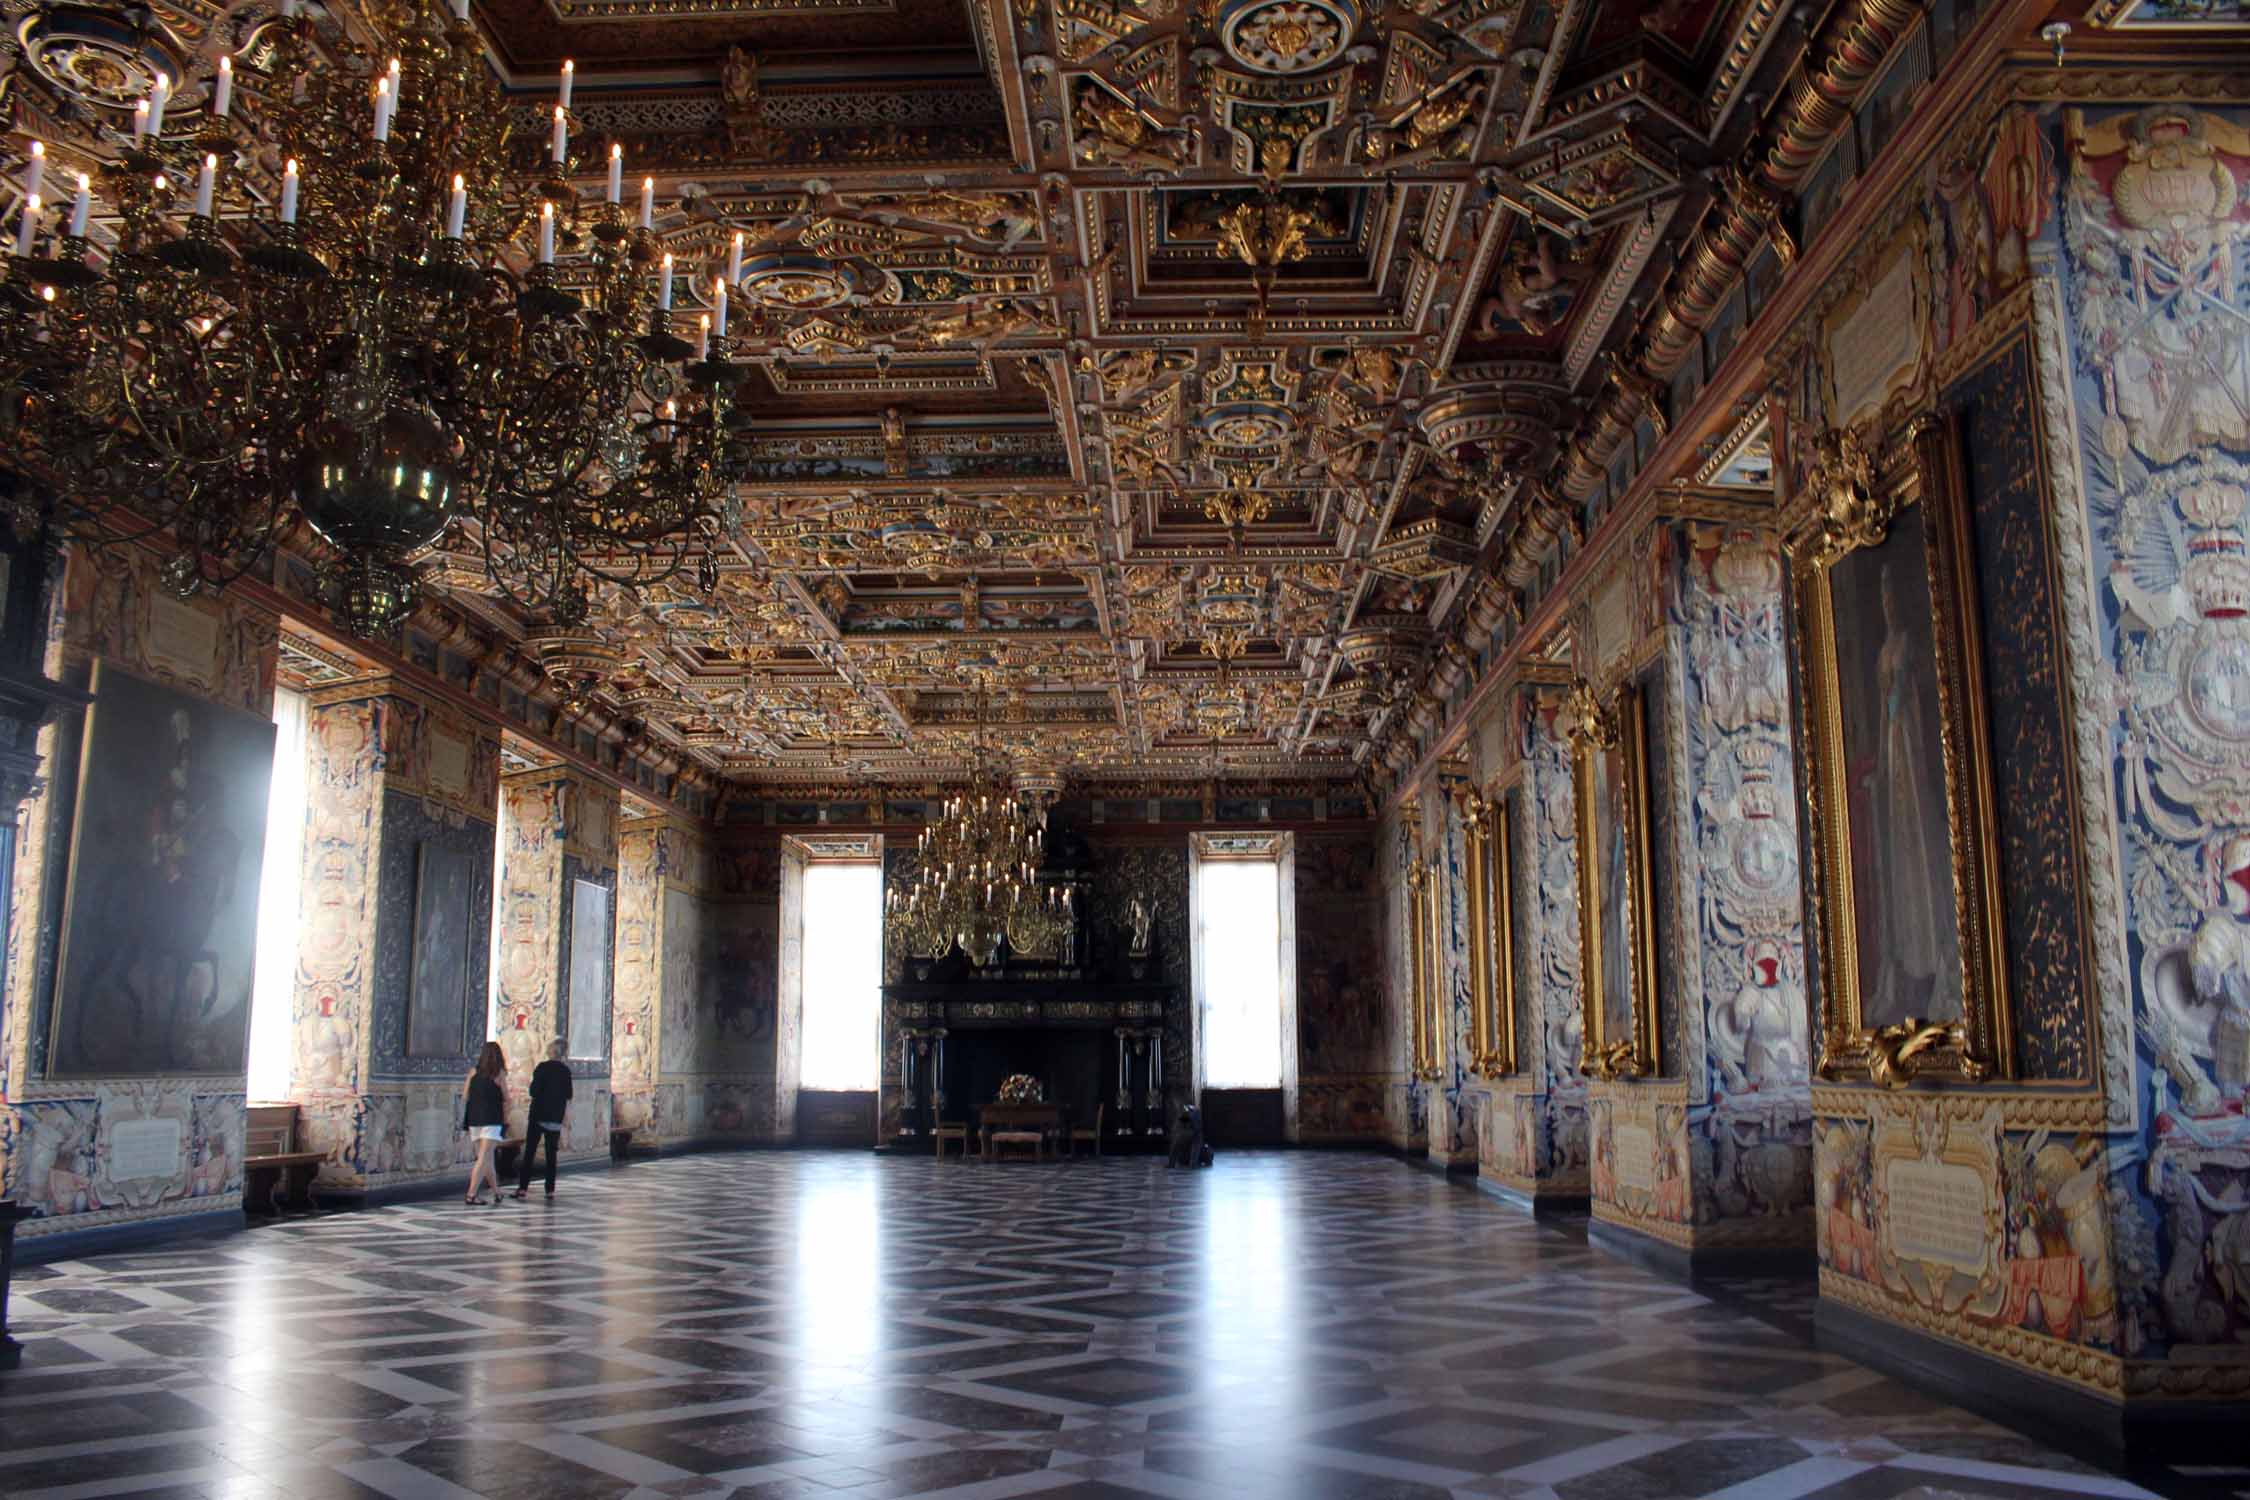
[638,175,653,230]
[214,56,233,117]
[538,201,554,263]
[133,101,149,141]
[14,194,38,258]
[727,230,743,285]
[711,275,726,336]
[282,0,299,16]
[559,60,574,111]
[450,0,468,18]
[148,76,170,136]
[372,78,392,141]
[194,153,216,218]
[696,312,709,361]
[606,143,622,204]
[446,173,466,238]
[279,159,299,224]
[658,251,674,308]
[551,105,567,164]
[23,142,42,204]
[68,173,89,237]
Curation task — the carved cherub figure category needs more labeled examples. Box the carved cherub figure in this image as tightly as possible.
[1478,230,1580,338]
[1083,347,1193,405]
[1362,80,1486,170]
[1315,342,1405,406]
[923,297,1054,348]
[1075,87,1195,173]
[876,189,1037,248]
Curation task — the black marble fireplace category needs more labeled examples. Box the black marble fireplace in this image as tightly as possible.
[888,981,1173,1148]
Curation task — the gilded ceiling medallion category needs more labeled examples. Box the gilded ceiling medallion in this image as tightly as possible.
[1219,0,1360,76]
[15,5,184,112]
[1199,400,1296,451]
[736,252,869,312]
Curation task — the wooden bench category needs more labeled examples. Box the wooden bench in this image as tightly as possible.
[610,1127,636,1162]
[243,1105,326,1217]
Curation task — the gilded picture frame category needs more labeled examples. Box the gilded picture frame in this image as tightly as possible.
[1405,855,1444,1081]
[1569,677,1659,1079]
[1465,786,1518,1076]
[1791,419,2010,1088]
[1423,854,1445,1080]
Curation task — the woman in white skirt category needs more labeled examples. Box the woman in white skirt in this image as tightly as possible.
[463,1041,510,1205]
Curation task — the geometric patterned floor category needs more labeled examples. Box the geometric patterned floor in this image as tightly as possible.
[0,1152,2213,1500]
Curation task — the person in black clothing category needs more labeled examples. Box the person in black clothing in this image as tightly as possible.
[513,1039,573,1200]
[462,1041,509,1206]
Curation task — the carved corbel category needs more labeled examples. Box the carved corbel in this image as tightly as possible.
[1562,675,1617,751]
[1585,1039,1639,1081]
[1433,639,1472,694]
[1860,1019,1986,1090]
[1725,164,1798,269]
[1602,348,1669,442]
[1806,424,1888,563]
[1466,574,1518,635]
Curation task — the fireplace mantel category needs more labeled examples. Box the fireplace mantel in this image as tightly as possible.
[886,980,1175,1146]
[887,981,1170,1031]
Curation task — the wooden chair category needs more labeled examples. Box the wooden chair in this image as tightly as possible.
[933,1121,972,1160]
[1069,1104,1105,1157]
[988,1129,1044,1162]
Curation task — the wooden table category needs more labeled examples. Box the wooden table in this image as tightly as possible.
[979,1101,1063,1160]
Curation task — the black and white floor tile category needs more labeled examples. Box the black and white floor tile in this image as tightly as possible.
[0,1153,2213,1500]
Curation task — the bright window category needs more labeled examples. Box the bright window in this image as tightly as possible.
[247,684,308,1102]
[1197,858,1283,1088]
[800,861,882,1090]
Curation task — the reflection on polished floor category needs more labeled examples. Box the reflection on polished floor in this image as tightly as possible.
[0,1153,2174,1500]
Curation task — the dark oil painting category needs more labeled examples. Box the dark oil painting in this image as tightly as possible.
[1590,739,1634,1049]
[407,843,477,1058]
[52,662,275,1077]
[1830,504,1963,1030]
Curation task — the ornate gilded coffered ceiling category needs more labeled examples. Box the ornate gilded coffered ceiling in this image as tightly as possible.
[2,0,1836,785]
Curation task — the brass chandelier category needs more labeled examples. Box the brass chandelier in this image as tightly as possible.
[886,694,1073,968]
[0,0,744,635]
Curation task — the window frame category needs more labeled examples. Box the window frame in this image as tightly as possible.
[1189,831,1296,1099]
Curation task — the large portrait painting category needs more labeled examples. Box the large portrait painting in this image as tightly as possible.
[407,844,477,1058]
[1466,784,1518,1076]
[51,662,275,1077]
[1793,421,2008,1085]
[1571,679,1659,1078]
[566,877,612,1062]
[1829,502,1964,1031]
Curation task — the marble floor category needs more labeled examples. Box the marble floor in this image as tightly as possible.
[0,1152,2206,1500]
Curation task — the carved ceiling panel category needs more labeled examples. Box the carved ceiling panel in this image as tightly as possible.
[1,0,1951,786]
